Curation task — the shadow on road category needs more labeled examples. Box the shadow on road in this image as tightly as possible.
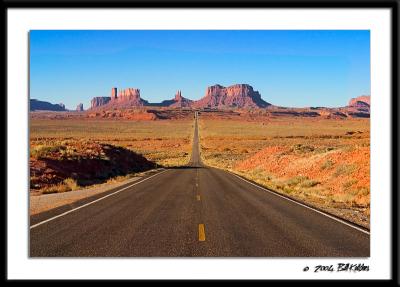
[167,165,204,170]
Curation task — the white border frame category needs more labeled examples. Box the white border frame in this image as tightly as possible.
[7,8,391,280]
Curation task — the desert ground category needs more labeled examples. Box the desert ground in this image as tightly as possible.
[30,115,193,194]
[198,112,370,228]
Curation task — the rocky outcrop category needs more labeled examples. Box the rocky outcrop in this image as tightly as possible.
[173,90,193,107]
[174,90,183,101]
[76,103,84,111]
[159,90,193,108]
[90,97,111,109]
[346,95,370,117]
[111,87,118,100]
[90,87,148,109]
[112,88,148,107]
[348,95,370,108]
[30,99,67,111]
[193,84,270,108]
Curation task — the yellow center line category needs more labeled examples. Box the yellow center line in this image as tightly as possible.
[198,224,206,241]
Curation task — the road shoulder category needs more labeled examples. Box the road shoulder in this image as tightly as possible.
[30,168,166,226]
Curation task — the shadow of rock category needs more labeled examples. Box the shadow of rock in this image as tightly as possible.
[34,145,157,187]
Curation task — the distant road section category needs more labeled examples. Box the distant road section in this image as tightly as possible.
[30,111,369,257]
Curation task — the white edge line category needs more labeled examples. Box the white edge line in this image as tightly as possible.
[30,169,169,229]
[229,171,370,235]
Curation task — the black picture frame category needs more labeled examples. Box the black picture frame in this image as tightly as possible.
[3,0,398,283]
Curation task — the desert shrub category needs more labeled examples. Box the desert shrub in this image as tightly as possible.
[334,164,356,177]
[352,197,370,208]
[342,145,356,152]
[210,153,222,158]
[283,186,294,194]
[105,175,129,184]
[292,144,314,153]
[332,193,355,204]
[356,187,370,196]
[321,159,334,170]
[301,179,320,188]
[342,179,358,189]
[64,178,80,191]
[31,144,66,159]
[286,176,308,187]
[41,183,71,194]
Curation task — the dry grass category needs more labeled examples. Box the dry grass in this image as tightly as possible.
[199,117,370,228]
[30,118,194,167]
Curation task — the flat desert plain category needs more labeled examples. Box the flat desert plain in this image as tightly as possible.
[30,117,193,194]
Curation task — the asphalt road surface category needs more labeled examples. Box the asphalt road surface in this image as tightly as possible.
[30,112,369,257]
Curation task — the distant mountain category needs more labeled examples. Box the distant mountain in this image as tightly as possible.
[30,99,66,111]
[89,84,270,110]
[193,84,271,109]
[85,85,369,119]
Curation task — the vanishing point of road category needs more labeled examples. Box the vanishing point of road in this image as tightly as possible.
[30,112,369,257]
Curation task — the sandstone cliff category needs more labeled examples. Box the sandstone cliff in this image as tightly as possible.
[193,84,270,108]
[346,95,370,118]
[90,97,111,109]
[90,87,148,109]
[348,95,370,108]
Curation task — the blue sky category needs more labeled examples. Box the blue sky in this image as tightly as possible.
[30,30,370,110]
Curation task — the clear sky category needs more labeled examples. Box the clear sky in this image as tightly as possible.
[30,30,370,110]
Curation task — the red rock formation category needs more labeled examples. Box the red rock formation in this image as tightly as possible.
[175,90,182,101]
[169,90,193,108]
[116,88,140,102]
[90,84,270,110]
[111,87,118,100]
[348,95,370,107]
[346,95,370,118]
[111,88,148,107]
[193,84,270,108]
[76,103,84,111]
[90,88,148,109]
[90,97,111,109]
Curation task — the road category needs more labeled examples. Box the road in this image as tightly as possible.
[30,112,369,257]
